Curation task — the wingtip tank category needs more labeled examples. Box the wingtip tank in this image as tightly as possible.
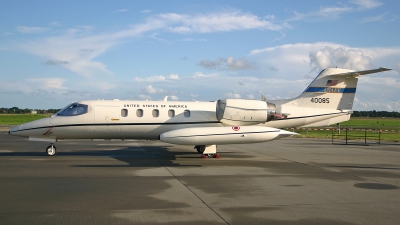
[159,126,297,145]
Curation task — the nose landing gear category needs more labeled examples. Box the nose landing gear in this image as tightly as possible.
[46,144,57,156]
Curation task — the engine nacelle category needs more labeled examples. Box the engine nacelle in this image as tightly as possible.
[216,99,278,126]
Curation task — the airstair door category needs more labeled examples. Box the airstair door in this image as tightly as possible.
[94,105,120,139]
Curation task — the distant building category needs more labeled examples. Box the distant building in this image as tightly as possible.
[31,110,37,114]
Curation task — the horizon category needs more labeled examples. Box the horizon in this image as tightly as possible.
[1,0,399,110]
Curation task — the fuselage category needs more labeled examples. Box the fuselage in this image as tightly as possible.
[9,100,221,140]
[9,99,350,141]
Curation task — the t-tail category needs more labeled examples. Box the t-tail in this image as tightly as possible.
[266,67,391,128]
[296,67,391,110]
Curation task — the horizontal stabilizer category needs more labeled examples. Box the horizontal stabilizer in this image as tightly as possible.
[327,67,391,78]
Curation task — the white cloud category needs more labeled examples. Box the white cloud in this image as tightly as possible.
[85,81,117,91]
[3,32,14,36]
[64,26,94,37]
[286,1,383,22]
[134,74,178,82]
[45,60,69,65]
[169,74,179,80]
[135,75,166,82]
[199,56,257,70]
[397,62,400,73]
[149,33,171,44]
[0,80,33,94]
[143,85,164,94]
[16,10,284,77]
[287,6,352,22]
[161,11,284,33]
[193,72,217,78]
[225,92,242,98]
[354,97,398,111]
[27,78,68,90]
[179,38,207,42]
[249,42,400,111]
[246,94,255,100]
[49,21,63,26]
[309,46,373,71]
[17,26,49,34]
[360,13,388,23]
[18,33,115,77]
[113,9,129,13]
[138,94,151,100]
[350,0,382,9]
[169,95,179,101]
[250,42,400,75]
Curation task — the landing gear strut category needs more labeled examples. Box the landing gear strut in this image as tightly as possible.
[46,144,57,156]
[195,145,220,158]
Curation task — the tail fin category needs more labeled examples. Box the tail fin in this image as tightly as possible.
[294,67,391,110]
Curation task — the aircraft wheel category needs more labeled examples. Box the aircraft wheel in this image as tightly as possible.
[46,145,57,156]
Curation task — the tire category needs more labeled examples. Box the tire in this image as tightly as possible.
[198,145,205,154]
[46,145,57,156]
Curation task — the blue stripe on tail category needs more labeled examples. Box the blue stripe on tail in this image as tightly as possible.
[304,87,356,93]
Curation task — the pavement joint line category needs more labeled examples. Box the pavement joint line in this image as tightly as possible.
[229,145,399,187]
[137,142,230,225]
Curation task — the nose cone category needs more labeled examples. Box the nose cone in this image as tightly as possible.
[8,117,52,137]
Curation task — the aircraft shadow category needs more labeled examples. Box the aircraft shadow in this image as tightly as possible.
[0,145,203,168]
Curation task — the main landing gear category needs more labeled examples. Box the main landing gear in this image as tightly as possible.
[195,145,220,158]
[46,144,57,156]
[195,145,206,154]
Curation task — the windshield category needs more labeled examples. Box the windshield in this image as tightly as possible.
[56,103,88,116]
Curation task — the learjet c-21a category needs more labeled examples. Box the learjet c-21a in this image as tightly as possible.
[9,67,391,157]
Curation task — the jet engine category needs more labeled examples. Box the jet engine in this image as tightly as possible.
[216,99,280,126]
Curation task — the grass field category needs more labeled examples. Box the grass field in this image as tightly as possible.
[0,114,51,125]
[1,114,399,142]
[291,117,399,142]
[340,117,400,130]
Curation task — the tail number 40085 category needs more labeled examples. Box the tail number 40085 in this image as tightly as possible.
[311,98,330,103]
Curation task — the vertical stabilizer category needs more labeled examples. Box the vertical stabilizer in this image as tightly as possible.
[293,67,390,110]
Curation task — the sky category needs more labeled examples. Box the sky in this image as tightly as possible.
[1,0,399,111]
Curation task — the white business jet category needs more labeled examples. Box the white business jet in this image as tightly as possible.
[9,67,391,157]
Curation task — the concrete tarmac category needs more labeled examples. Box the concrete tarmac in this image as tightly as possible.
[0,131,399,224]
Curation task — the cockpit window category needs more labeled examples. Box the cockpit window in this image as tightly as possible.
[56,103,88,116]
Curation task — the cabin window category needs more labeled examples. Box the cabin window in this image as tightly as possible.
[184,110,190,118]
[57,103,88,116]
[152,109,159,117]
[121,109,128,117]
[168,109,175,117]
[136,109,143,117]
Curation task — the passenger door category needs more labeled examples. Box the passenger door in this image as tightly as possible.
[94,105,121,139]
